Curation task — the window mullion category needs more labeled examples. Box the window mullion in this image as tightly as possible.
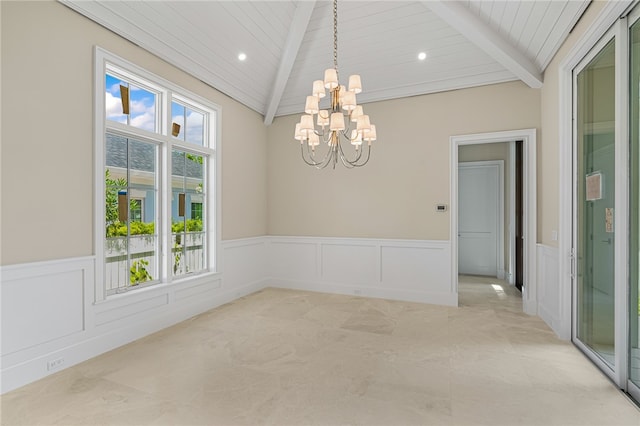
[160,141,170,283]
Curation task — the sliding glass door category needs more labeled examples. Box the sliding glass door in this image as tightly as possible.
[572,5,640,402]
[574,37,617,371]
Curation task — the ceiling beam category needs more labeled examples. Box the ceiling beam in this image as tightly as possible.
[263,1,316,125]
[423,1,543,89]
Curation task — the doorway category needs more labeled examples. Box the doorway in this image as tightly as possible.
[458,160,503,278]
[450,129,537,314]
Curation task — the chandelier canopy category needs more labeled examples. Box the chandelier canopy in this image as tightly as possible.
[294,0,377,169]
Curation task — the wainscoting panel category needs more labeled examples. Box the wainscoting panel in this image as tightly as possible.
[321,243,379,285]
[267,237,455,306]
[1,238,269,394]
[174,279,222,302]
[221,237,267,293]
[1,258,91,356]
[269,240,317,281]
[94,294,169,327]
[380,244,450,292]
[536,244,568,339]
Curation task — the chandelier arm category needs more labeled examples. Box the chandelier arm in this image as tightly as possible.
[338,149,356,169]
[300,144,322,166]
[339,139,371,168]
[301,140,334,168]
[337,137,363,164]
[352,144,372,167]
[302,142,328,167]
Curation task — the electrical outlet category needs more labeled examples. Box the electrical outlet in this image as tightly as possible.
[47,357,64,371]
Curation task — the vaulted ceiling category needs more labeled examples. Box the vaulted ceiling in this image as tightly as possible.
[61,1,590,124]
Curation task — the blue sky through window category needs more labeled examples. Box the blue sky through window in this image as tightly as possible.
[171,101,204,145]
[105,74,156,132]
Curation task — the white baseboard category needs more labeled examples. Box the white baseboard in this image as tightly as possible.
[267,278,458,307]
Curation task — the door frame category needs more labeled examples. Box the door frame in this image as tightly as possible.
[458,160,504,278]
[558,1,632,388]
[450,129,537,314]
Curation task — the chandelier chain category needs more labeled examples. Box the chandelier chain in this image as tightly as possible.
[333,0,338,71]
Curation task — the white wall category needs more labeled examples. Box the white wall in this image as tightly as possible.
[536,243,566,338]
[1,238,268,394]
[266,236,455,306]
[1,234,455,393]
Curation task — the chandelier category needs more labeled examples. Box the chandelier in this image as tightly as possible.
[294,0,377,169]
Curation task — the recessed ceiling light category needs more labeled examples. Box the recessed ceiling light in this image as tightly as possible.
[238,53,247,61]
[418,52,427,61]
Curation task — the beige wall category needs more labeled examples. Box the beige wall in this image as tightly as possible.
[2,0,607,264]
[0,1,267,266]
[459,142,512,269]
[267,81,540,240]
[540,0,607,248]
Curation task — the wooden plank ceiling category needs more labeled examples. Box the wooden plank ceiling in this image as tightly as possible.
[60,0,590,124]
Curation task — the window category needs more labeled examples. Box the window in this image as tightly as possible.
[130,199,143,222]
[96,48,219,299]
[191,202,203,221]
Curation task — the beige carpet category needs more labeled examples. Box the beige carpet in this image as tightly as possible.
[2,276,639,425]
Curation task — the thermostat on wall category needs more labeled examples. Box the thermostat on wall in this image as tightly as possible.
[436,204,448,212]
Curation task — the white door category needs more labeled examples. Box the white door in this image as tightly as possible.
[458,162,501,276]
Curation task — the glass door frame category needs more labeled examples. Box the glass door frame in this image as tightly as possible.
[627,5,640,402]
[571,19,630,389]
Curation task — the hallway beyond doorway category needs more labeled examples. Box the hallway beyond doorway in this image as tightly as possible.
[458,274,522,310]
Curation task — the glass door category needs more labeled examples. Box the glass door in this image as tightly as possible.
[574,37,617,371]
[629,14,640,399]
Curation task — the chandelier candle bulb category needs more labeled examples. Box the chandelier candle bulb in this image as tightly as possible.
[342,91,356,111]
[317,110,330,127]
[351,105,363,122]
[330,112,345,131]
[338,85,346,103]
[350,129,363,145]
[356,115,371,132]
[305,96,319,114]
[365,124,377,142]
[294,123,304,141]
[309,132,320,148]
[300,114,314,132]
[324,68,338,89]
[348,75,362,93]
[313,80,326,98]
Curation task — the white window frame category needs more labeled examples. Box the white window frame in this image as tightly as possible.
[94,46,221,302]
